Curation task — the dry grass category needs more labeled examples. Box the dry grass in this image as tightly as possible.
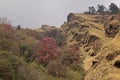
[61,13,120,80]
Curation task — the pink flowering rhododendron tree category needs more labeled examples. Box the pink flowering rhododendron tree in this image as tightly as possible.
[35,37,59,65]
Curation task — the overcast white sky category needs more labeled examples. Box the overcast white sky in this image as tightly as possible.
[0,0,120,28]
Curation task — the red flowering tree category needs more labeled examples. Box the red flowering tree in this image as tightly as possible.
[35,37,58,65]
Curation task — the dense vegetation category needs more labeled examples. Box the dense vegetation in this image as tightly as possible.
[0,23,85,80]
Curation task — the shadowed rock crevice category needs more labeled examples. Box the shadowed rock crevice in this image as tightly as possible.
[114,61,120,68]
[106,50,120,61]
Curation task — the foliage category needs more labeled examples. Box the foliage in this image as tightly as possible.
[47,60,68,77]
[17,63,42,80]
[60,44,80,70]
[85,3,120,15]
[0,24,19,53]
[0,50,42,80]
[0,24,15,40]
[66,70,84,80]
[43,29,67,47]
[0,51,21,80]
[19,43,35,62]
[88,6,96,14]
[0,59,15,80]
[16,25,21,30]
[0,24,43,80]
[109,3,120,14]
[0,23,85,80]
[97,4,106,14]
[45,44,85,79]
[35,37,58,65]
[18,37,37,62]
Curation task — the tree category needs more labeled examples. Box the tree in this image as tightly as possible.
[89,6,96,14]
[60,44,81,71]
[35,37,58,65]
[47,60,68,77]
[17,25,21,30]
[0,24,16,52]
[0,50,42,80]
[109,3,120,14]
[45,29,67,47]
[97,4,106,14]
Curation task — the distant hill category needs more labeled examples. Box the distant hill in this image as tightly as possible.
[36,25,57,33]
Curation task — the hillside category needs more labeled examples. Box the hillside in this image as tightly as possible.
[0,22,84,80]
[60,13,120,80]
[0,13,120,80]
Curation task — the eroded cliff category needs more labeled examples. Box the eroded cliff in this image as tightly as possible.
[60,13,120,80]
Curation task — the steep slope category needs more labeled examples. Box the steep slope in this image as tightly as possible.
[85,31,120,80]
[60,13,120,80]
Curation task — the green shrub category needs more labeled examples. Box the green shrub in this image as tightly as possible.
[60,45,82,71]
[0,51,20,80]
[0,59,15,80]
[66,70,84,80]
[46,60,68,77]
[0,50,42,80]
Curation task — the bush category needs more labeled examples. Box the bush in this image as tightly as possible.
[35,37,59,66]
[0,51,20,80]
[60,44,81,71]
[0,50,42,80]
[17,63,42,80]
[0,59,15,80]
[45,29,67,47]
[66,70,85,80]
[19,43,36,62]
[46,60,68,77]
[0,25,17,52]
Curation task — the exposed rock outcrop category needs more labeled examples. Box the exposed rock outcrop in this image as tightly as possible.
[85,31,120,80]
[105,19,120,37]
[36,25,57,32]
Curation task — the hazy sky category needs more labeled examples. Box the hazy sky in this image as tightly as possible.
[0,0,120,28]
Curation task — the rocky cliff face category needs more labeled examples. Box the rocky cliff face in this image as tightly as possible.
[60,13,120,80]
